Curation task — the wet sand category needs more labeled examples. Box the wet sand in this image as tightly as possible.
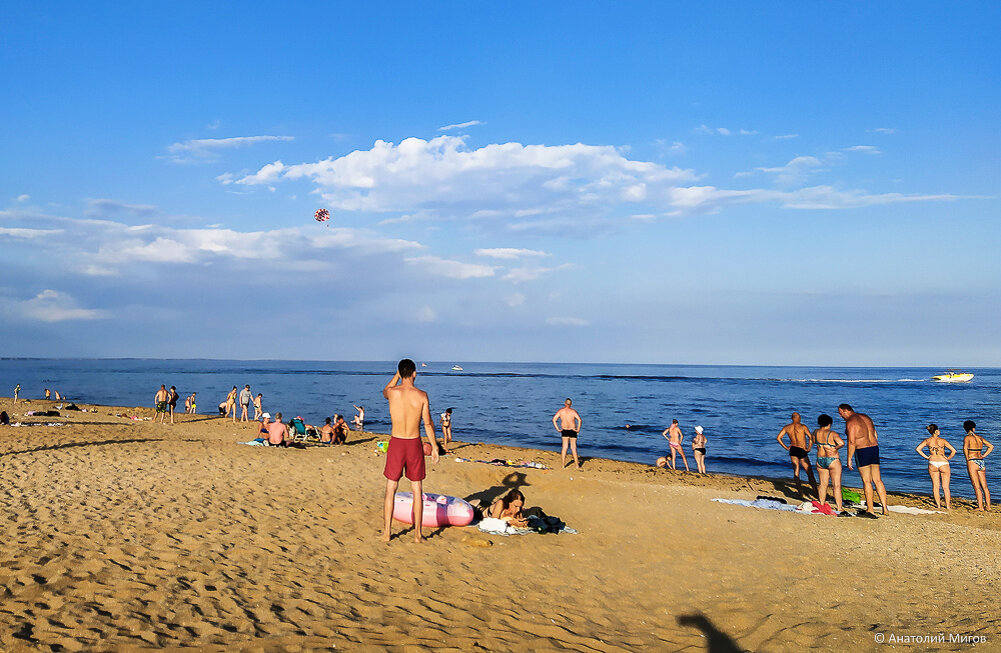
[1,397,998,651]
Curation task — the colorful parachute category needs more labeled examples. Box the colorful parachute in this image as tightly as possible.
[314,208,330,223]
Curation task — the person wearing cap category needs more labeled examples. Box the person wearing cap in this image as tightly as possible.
[691,425,708,474]
[259,413,272,440]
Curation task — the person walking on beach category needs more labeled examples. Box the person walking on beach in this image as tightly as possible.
[224,386,237,420]
[168,386,180,424]
[352,404,365,430]
[253,393,263,421]
[916,424,957,511]
[440,407,453,454]
[777,412,819,498]
[381,359,440,543]
[962,420,993,511]
[691,425,707,474]
[812,414,844,512]
[840,403,890,516]
[154,385,169,424]
[239,385,252,422]
[660,420,690,472]
[553,398,582,469]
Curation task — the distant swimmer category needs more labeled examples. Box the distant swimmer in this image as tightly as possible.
[381,359,440,543]
[658,419,689,472]
[916,424,957,511]
[962,420,993,512]
[840,404,889,516]
[154,385,169,424]
[552,398,582,470]
[812,414,844,512]
[691,425,707,474]
[777,412,818,498]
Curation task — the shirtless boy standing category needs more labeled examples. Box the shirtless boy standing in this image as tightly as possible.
[777,412,819,498]
[552,398,582,469]
[841,403,890,516]
[381,359,440,543]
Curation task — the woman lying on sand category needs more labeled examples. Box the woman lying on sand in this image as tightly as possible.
[916,424,957,510]
[488,490,528,528]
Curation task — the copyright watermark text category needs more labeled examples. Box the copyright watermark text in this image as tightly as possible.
[874,632,987,645]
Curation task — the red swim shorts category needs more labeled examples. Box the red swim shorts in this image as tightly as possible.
[383,437,426,482]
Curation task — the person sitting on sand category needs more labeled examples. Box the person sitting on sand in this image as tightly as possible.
[812,414,844,512]
[154,385,169,424]
[659,419,690,472]
[691,425,707,474]
[320,417,336,444]
[267,412,289,447]
[962,420,993,511]
[488,490,528,528]
[0,411,9,426]
[333,414,351,444]
[259,413,272,439]
[777,412,818,498]
[916,424,957,511]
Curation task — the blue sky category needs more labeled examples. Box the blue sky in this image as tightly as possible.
[1,2,998,365]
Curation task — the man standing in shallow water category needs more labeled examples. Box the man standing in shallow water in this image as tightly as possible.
[777,412,819,498]
[381,359,440,543]
[841,403,890,516]
[553,398,582,469]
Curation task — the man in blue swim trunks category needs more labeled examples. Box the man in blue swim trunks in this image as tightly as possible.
[840,403,890,516]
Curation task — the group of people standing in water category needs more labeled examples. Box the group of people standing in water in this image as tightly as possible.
[778,405,994,514]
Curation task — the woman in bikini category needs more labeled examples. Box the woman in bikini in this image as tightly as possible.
[691,425,708,474]
[488,489,528,528]
[224,386,237,419]
[962,420,994,511]
[812,414,845,512]
[915,424,957,510]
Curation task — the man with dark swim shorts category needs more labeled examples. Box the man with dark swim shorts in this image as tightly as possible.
[154,385,169,424]
[840,403,890,516]
[777,412,818,498]
[380,359,440,543]
[553,398,582,470]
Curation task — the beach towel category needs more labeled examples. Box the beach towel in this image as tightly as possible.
[238,438,268,447]
[796,501,838,516]
[712,498,801,513]
[860,502,945,515]
[477,516,578,536]
[455,457,551,470]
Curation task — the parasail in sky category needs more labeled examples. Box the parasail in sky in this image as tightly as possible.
[314,208,330,223]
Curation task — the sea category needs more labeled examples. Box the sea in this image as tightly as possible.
[2,359,998,499]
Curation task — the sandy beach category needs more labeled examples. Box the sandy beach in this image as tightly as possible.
[0,397,998,652]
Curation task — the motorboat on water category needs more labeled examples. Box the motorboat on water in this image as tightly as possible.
[451,365,464,371]
[932,371,974,383]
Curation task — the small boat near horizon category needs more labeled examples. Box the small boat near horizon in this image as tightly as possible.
[451,365,464,371]
[932,371,974,383]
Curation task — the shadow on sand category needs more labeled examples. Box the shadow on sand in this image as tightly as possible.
[677,613,744,652]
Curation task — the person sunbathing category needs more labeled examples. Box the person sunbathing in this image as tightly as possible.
[488,490,528,528]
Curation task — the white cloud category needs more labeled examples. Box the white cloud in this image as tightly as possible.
[438,120,485,132]
[844,145,882,155]
[502,263,572,284]
[774,134,799,140]
[655,140,686,155]
[475,247,550,259]
[756,156,824,186]
[716,127,731,136]
[870,128,897,135]
[0,227,64,239]
[16,290,109,322]
[506,293,525,307]
[16,194,30,202]
[404,255,495,280]
[739,129,758,136]
[207,120,221,130]
[164,135,294,162]
[546,316,589,327]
